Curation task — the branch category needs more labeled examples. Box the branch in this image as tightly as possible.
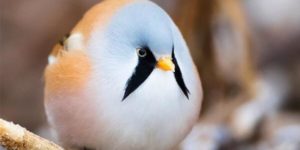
[0,118,63,150]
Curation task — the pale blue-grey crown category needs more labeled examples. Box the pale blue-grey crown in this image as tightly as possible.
[104,1,174,59]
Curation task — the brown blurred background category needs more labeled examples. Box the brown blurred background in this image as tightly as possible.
[1,0,300,149]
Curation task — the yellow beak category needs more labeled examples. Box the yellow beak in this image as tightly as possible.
[156,56,175,72]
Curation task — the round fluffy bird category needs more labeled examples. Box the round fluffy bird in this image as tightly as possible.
[44,0,202,149]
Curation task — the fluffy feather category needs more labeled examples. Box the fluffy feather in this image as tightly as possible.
[44,0,202,150]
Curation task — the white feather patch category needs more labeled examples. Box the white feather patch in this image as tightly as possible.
[48,55,57,64]
[65,33,84,50]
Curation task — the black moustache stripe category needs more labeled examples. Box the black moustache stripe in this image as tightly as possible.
[122,47,156,101]
[172,47,190,99]
[122,46,189,101]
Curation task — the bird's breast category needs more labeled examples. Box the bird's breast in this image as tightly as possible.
[86,69,199,149]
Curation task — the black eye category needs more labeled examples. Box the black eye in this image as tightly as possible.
[136,48,147,57]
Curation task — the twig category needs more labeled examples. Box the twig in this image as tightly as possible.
[0,118,63,150]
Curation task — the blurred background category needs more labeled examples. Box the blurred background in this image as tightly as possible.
[0,0,299,149]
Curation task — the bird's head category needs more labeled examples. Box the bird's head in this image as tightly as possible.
[46,0,197,103]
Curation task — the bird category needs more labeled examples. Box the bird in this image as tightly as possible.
[44,0,202,150]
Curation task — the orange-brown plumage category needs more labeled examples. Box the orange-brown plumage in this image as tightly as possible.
[45,0,133,97]
[44,50,91,96]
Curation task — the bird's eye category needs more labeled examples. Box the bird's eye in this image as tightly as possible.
[136,48,147,57]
